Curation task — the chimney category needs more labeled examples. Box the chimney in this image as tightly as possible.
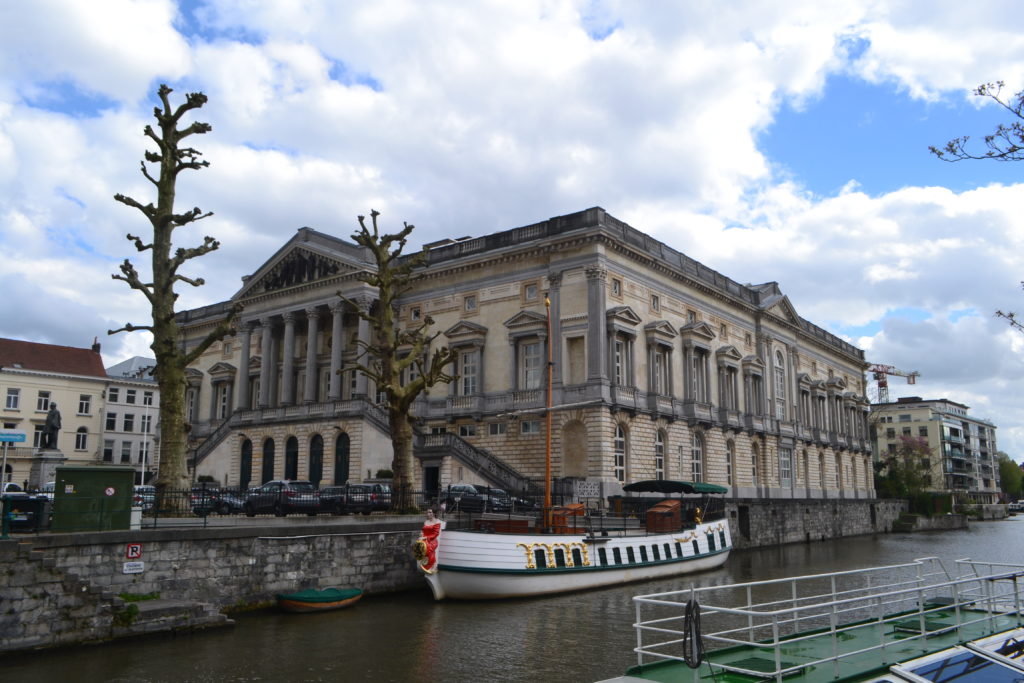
[91,336,101,353]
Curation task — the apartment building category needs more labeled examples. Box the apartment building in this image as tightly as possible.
[104,357,160,485]
[871,396,1000,504]
[179,207,873,499]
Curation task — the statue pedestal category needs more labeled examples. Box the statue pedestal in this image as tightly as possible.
[30,449,67,490]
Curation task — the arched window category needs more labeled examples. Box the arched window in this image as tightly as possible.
[240,439,253,489]
[75,426,88,450]
[835,453,843,490]
[613,426,626,482]
[802,450,809,488]
[819,452,827,490]
[725,440,735,487]
[309,434,324,485]
[261,438,275,483]
[691,433,704,482]
[285,436,299,480]
[751,442,760,486]
[334,432,351,485]
[774,350,786,420]
[654,431,666,480]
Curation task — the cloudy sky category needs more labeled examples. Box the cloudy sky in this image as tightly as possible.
[2,1,1023,459]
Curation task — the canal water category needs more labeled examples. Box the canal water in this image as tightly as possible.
[5,518,1024,682]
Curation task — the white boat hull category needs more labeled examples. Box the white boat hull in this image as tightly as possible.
[423,520,731,600]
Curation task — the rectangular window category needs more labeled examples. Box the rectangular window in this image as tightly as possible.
[899,414,912,422]
[33,424,45,448]
[458,424,476,437]
[430,426,447,435]
[653,347,669,395]
[651,294,660,311]
[139,441,150,464]
[123,414,135,432]
[143,390,154,406]
[521,342,542,389]
[120,442,132,464]
[886,428,895,438]
[75,429,88,450]
[36,391,51,412]
[141,414,152,434]
[464,294,477,312]
[521,420,540,435]
[919,426,928,437]
[902,427,912,436]
[108,388,119,403]
[410,306,421,321]
[78,394,91,415]
[126,389,137,404]
[613,340,625,384]
[216,384,229,419]
[106,412,117,431]
[611,278,622,296]
[523,282,538,301]
[103,439,114,462]
[489,422,506,436]
[460,351,477,395]
[5,388,19,410]
[780,447,793,487]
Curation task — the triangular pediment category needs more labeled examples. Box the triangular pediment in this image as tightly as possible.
[742,355,765,372]
[797,372,812,387]
[679,320,716,343]
[235,231,368,299]
[716,345,743,363]
[444,320,489,343]
[606,305,642,326]
[763,294,801,326]
[503,310,547,330]
[208,361,237,378]
[827,375,847,390]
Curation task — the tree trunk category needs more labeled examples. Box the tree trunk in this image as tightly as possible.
[390,411,416,512]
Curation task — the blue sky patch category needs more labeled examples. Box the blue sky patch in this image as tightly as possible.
[23,80,118,118]
[759,74,1023,197]
[328,59,382,92]
[174,0,265,45]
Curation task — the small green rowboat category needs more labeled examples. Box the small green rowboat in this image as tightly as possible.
[276,587,363,613]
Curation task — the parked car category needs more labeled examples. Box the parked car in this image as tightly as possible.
[320,484,376,515]
[213,490,247,515]
[244,480,320,516]
[39,481,55,502]
[444,484,509,513]
[133,485,156,510]
[190,486,221,516]
[368,483,392,511]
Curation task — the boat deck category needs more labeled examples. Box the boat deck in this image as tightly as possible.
[601,558,1024,683]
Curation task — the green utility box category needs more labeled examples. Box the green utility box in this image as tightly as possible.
[51,466,135,532]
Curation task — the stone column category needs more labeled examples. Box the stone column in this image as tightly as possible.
[354,296,372,398]
[585,267,607,381]
[547,271,563,385]
[329,303,344,400]
[258,318,273,408]
[281,312,297,406]
[234,320,253,411]
[304,307,320,403]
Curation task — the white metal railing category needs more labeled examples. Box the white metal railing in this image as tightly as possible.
[632,557,1024,682]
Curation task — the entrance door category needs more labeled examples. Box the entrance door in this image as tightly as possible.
[424,466,439,502]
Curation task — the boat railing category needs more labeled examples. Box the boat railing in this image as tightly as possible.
[631,557,1024,682]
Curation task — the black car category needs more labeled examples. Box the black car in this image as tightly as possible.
[444,484,509,512]
[191,486,220,516]
[244,480,320,516]
[320,484,375,515]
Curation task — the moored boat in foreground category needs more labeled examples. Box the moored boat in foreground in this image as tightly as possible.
[415,480,732,600]
[600,557,1024,682]
[276,587,363,613]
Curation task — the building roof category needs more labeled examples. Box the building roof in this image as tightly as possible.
[0,337,107,378]
[106,356,157,379]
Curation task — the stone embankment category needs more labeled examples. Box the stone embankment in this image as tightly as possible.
[0,498,935,654]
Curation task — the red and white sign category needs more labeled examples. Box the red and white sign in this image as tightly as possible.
[125,543,142,560]
[104,486,116,496]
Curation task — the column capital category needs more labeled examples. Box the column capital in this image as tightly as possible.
[547,270,563,289]
[282,311,297,324]
[260,316,274,327]
[330,301,345,315]
[585,266,607,282]
[305,306,321,319]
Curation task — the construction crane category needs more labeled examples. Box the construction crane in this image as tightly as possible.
[866,364,921,404]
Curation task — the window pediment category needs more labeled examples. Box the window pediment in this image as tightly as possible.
[606,305,642,326]
[445,320,489,347]
[715,345,743,367]
[797,372,812,388]
[185,367,203,387]
[741,355,765,375]
[644,320,677,347]
[679,320,716,344]
[826,376,847,390]
[503,310,547,330]
[208,362,237,379]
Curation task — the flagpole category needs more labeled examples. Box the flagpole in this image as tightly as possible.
[544,294,553,529]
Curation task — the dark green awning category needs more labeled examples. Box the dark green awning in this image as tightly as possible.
[622,480,728,495]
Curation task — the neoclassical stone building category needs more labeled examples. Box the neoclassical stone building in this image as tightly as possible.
[181,207,873,500]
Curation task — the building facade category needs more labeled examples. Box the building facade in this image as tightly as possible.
[870,396,1000,504]
[104,357,161,485]
[0,338,108,487]
[180,207,873,499]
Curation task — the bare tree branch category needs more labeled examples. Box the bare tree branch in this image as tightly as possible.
[931,81,1024,162]
[108,322,155,335]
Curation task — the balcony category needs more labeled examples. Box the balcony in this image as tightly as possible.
[743,413,768,433]
[681,400,714,425]
[646,393,674,416]
[717,408,742,430]
[612,385,638,409]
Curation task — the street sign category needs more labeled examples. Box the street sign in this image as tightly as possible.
[122,561,145,574]
[125,543,142,559]
[0,430,27,443]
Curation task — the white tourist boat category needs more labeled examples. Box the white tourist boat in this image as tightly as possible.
[413,295,733,600]
[415,479,732,600]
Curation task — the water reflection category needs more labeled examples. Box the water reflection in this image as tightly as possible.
[5,520,1024,683]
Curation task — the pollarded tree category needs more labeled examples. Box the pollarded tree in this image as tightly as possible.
[338,210,456,512]
[110,84,239,496]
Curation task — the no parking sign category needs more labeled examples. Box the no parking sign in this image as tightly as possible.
[125,543,142,559]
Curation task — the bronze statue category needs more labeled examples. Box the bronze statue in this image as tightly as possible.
[43,403,61,449]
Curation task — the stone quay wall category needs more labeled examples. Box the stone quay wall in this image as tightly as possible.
[2,499,908,653]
